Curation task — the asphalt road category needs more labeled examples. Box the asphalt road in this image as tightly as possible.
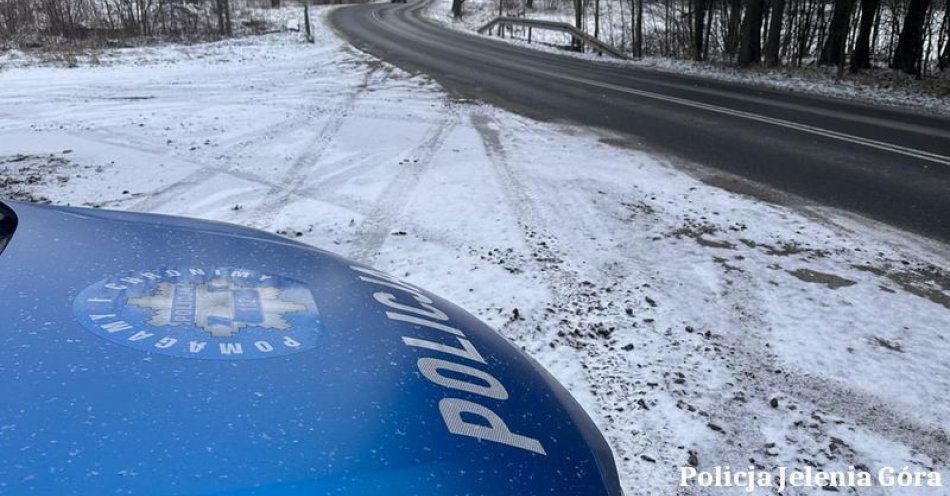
[330,2,950,242]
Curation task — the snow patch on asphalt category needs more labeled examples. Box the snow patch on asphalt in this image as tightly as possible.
[1,7,949,494]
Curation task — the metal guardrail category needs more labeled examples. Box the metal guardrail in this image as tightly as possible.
[476,16,628,60]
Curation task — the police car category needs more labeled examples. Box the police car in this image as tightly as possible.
[0,200,623,495]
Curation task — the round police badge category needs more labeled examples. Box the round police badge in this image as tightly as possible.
[74,268,323,360]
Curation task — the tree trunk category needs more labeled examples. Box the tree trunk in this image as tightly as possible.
[890,0,932,74]
[223,0,231,36]
[940,0,950,70]
[818,0,856,65]
[692,0,708,59]
[574,0,583,49]
[815,0,828,59]
[304,3,312,42]
[636,0,643,55]
[763,0,786,65]
[663,0,670,54]
[871,0,881,53]
[724,0,743,54]
[737,0,765,65]
[630,0,637,54]
[138,0,148,36]
[215,0,224,35]
[922,1,936,76]
[780,0,798,58]
[792,0,810,64]
[451,0,463,17]
[850,0,880,70]
[595,0,600,38]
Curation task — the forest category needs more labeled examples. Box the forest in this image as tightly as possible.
[457,0,950,76]
[0,0,260,45]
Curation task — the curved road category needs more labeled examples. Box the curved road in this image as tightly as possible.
[330,2,950,242]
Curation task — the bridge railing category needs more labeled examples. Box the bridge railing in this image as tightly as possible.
[476,16,628,60]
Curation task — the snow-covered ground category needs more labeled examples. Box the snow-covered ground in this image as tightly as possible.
[2,6,950,494]
[426,0,950,115]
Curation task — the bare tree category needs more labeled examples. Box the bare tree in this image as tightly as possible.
[764,0,788,64]
[634,0,643,55]
[693,0,709,59]
[724,0,743,54]
[891,0,933,73]
[738,0,766,64]
[819,0,857,65]
[595,0,601,38]
[851,0,882,69]
[940,0,950,69]
[574,0,584,48]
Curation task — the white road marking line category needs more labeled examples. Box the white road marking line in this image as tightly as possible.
[528,69,950,167]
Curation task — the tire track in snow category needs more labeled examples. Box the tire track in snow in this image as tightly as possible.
[704,297,950,465]
[49,129,253,213]
[210,95,342,151]
[246,66,387,229]
[470,111,648,472]
[298,150,388,201]
[530,189,700,492]
[711,274,950,475]
[55,128,354,214]
[48,128,243,213]
[349,111,459,263]
[120,66,386,219]
[567,204,777,487]
[130,167,222,212]
[580,192,950,485]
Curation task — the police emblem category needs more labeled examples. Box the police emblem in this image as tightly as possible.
[74,268,323,359]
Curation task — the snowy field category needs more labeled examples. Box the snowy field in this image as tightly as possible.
[425,0,950,115]
[2,6,950,494]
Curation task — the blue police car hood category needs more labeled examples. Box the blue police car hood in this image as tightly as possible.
[0,201,622,496]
